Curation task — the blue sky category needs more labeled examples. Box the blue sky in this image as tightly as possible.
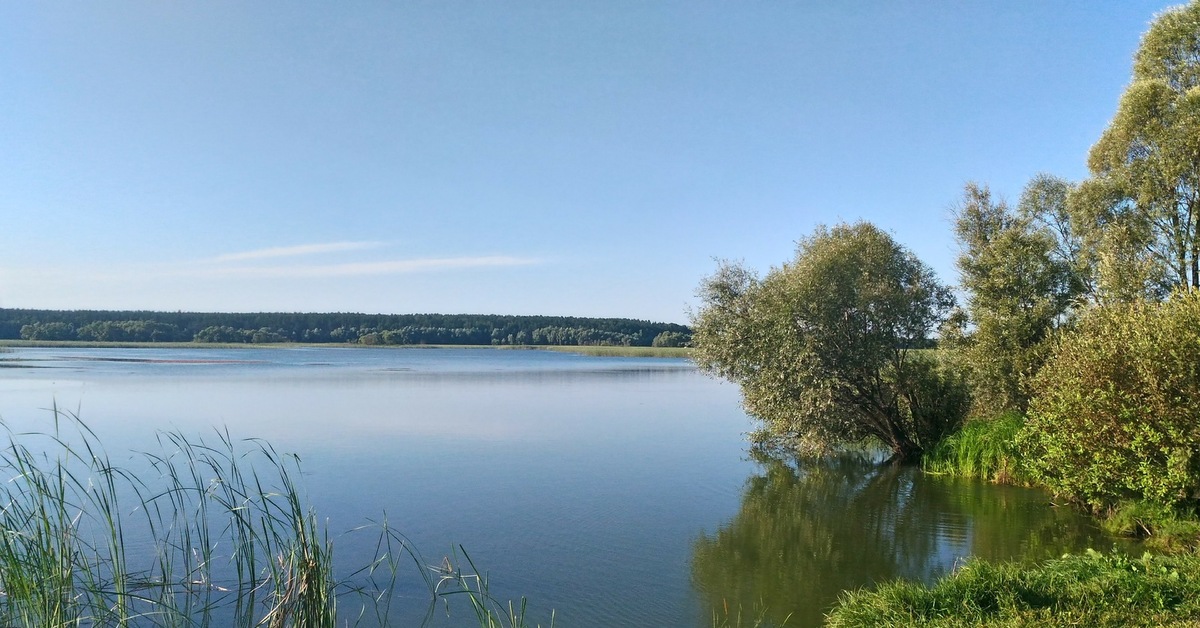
[0,2,1180,324]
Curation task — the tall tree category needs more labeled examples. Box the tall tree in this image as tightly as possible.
[1074,0,1200,301]
[950,180,1082,414]
[691,222,965,462]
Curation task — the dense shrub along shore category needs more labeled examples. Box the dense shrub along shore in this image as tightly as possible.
[689,2,1200,624]
[827,216,1200,627]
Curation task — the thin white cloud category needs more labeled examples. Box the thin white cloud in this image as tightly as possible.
[194,256,541,279]
[0,255,542,287]
[211,241,385,263]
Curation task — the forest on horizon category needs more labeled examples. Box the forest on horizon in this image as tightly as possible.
[0,309,692,348]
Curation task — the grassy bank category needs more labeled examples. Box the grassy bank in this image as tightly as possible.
[827,548,1200,626]
[0,410,545,627]
[856,409,1200,627]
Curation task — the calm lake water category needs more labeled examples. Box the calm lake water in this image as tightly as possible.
[0,346,1118,626]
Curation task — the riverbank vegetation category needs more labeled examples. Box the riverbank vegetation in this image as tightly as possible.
[827,549,1200,627]
[693,2,1200,624]
[0,410,548,628]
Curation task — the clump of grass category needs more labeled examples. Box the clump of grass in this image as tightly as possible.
[922,411,1026,483]
[0,407,544,627]
[826,548,1200,627]
[710,598,789,627]
[1103,501,1200,552]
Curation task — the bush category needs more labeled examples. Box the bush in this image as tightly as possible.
[1018,290,1200,511]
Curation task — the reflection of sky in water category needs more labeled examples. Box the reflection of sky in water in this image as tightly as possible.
[0,346,750,627]
[0,347,1121,627]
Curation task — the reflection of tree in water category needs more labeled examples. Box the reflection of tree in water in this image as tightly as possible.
[691,452,1114,628]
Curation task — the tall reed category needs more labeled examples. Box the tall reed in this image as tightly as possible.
[0,407,543,627]
[921,411,1026,483]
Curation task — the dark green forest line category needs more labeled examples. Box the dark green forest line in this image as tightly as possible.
[0,309,692,348]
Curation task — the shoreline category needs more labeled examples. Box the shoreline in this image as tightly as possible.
[0,339,692,358]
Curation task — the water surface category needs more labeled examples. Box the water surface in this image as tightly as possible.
[0,347,1117,626]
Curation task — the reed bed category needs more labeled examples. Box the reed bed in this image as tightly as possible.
[0,407,542,627]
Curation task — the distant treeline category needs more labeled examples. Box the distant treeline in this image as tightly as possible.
[0,309,692,347]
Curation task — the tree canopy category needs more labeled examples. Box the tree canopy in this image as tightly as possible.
[947,179,1084,415]
[691,222,966,462]
[1073,0,1200,301]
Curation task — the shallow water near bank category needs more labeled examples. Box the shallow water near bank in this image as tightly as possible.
[0,347,1119,626]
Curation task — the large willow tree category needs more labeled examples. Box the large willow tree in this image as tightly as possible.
[1073,0,1200,301]
[691,222,966,462]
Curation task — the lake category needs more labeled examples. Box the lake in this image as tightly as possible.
[0,346,1117,626]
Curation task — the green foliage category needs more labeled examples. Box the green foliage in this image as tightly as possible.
[651,330,690,347]
[922,411,1026,484]
[1018,290,1200,511]
[76,320,184,342]
[692,222,962,461]
[18,322,75,341]
[947,180,1082,415]
[1073,0,1200,300]
[827,549,1200,627]
[0,309,688,348]
[193,324,251,343]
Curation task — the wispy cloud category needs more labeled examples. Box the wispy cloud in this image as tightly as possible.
[211,241,385,263]
[0,253,543,289]
[194,256,540,279]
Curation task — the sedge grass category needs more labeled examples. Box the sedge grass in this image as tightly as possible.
[0,407,547,627]
[921,411,1026,484]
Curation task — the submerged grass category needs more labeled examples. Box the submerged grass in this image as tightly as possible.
[0,407,547,627]
[826,548,1200,627]
[710,599,789,627]
[921,411,1026,484]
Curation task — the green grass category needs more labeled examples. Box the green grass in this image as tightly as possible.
[0,408,547,627]
[922,411,1026,484]
[827,548,1200,627]
[1102,501,1200,553]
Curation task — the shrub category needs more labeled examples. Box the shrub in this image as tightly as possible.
[1018,290,1200,510]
